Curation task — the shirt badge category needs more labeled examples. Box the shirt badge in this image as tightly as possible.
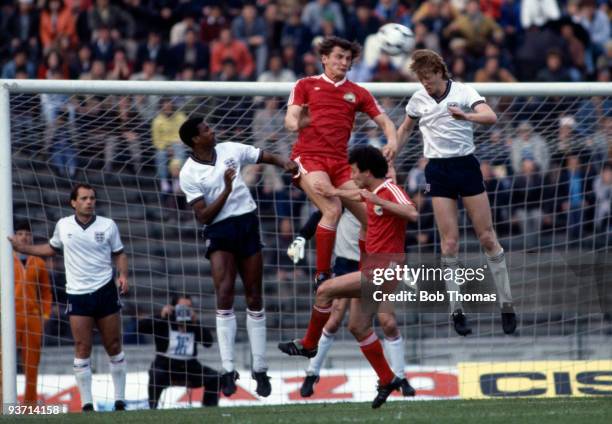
[343,92,356,103]
[374,205,383,216]
[314,86,321,91]
[94,232,105,243]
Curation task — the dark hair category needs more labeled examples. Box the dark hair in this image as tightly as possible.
[317,36,361,61]
[410,49,450,79]
[70,184,96,202]
[179,117,204,147]
[348,145,388,178]
[14,220,31,232]
[171,293,192,306]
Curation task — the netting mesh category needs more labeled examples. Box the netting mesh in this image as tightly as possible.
[9,87,612,409]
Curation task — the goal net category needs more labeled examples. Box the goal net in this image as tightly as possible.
[4,81,612,410]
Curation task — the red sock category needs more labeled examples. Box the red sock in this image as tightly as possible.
[358,332,394,386]
[316,224,336,274]
[358,237,366,270]
[301,304,332,350]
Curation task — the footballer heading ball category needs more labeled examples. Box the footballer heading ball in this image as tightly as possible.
[378,23,415,56]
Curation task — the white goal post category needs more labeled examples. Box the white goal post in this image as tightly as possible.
[1,80,611,406]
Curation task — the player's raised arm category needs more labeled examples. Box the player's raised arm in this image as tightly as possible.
[397,115,417,151]
[191,167,236,225]
[7,236,56,257]
[258,151,299,175]
[374,113,399,161]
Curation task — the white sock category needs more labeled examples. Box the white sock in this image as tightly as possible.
[216,309,237,373]
[246,308,268,372]
[307,329,336,375]
[384,336,406,378]
[486,249,513,307]
[442,256,463,313]
[73,357,93,407]
[109,351,126,401]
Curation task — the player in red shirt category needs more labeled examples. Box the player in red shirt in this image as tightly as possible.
[278,146,417,408]
[285,36,399,287]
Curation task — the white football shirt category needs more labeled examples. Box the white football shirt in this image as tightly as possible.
[179,141,262,225]
[49,215,124,294]
[334,210,360,262]
[405,80,486,159]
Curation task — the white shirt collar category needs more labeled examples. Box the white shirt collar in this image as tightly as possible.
[320,73,347,87]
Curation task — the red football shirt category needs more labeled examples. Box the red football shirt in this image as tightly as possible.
[365,179,414,254]
[288,74,384,160]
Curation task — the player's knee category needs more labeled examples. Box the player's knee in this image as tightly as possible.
[379,315,399,338]
[320,202,342,223]
[245,295,263,311]
[74,340,92,358]
[325,315,342,334]
[348,322,369,340]
[441,238,459,256]
[315,282,332,304]
[478,228,498,251]
[216,285,234,309]
[105,338,122,356]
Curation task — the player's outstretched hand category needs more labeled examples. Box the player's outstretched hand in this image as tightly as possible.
[117,275,129,295]
[448,106,467,120]
[382,144,397,162]
[224,167,236,191]
[7,235,22,252]
[284,160,299,176]
[287,236,306,264]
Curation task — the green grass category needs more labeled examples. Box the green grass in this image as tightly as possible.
[3,398,612,423]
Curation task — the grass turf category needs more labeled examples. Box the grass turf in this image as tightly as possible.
[3,398,612,423]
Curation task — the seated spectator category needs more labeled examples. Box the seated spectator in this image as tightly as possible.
[200,5,228,44]
[474,56,516,83]
[593,162,612,232]
[107,48,132,80]
[537,49,571,82]
[511,122,550,174]
[136,31,169,75]
[301,0,345,37]
[130,59,167,122]
[558,153,588,239]
[88,0,135,40]
[210,28,254,80]
[68,44,93,79]
[79,59,107,80]
[232,3,268,77]
[520,0,560,29]
[443,0,501,56]
[170,10,200,47]
[281,12,312,57]
[256,53,296,98]
[551,115,588,165]
[1,47,36,79]
[39,0,77,52]
[170,29,209,79]
[91,25,115,64]
[138,295,220,409]
[412,0,457,35]
[151,98,187,192]
[512,158,544,244]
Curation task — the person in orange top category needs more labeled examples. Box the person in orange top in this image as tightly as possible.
[13,220,53,404]
[210,28,254,80]
[39,0,78,51]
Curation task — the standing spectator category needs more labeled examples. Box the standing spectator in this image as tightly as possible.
[12,220,52,405]
[170,29,209,79]
[232,3,268,77]
[210,28,255,80]
[302,0,345,36]
[593,162,612,232]
[511,122,551,174]
[88,0,135,40]
[474,56,516,83]
[39,0,78,52]
[152,98,187,192]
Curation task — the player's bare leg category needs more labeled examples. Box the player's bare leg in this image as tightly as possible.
[237,252,271,396]
[302,298,350,397]
[432,197,472,336]
[97,312,127,410]
[377,312,415,396]
[463,192,517,334]
[210,250,240,395]
[70,316,95,410]
[298,171,342,286]
[278,272,361,357]
[347,299,401,408]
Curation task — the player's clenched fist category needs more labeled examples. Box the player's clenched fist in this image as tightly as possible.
[224,167,236,191]
[284,160,299,176]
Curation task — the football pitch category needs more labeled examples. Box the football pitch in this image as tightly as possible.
[3,398,611,423]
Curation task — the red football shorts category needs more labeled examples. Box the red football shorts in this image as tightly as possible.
[292,154,352,188]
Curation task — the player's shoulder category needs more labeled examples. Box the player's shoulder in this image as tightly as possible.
[293,75,321,87]
[94,215,117,228]
[382,180,412,203]
[451,80,477,94]
[410,87,429,101]
[56,215,73,227]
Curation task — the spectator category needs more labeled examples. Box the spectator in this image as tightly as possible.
[6,0,40,55]
[412,0,457,36]
[136,31,169,74]
[257,54,297,83]
[281,12,312,57]
[50,109,77,178]
[560,23,588,81]
[512,158,545,244]
[88,0,135,39]
[536,48,572,82]
[405,190,435,248]
[1,47,36,79]
[520,0,560,29]
[346,3,381,45]
[301,0,345,36]
[122,0,162,41]
[593,162,612,231]
[263,2,284,53]
[559,153,587,239]
[412,21,440,53]
[576,0,610,56]
[68,44,93,79]
[374,0,411,25]
[210,28,254,80]
[107,48,132,80]
[170,10,200,47]
[151,98,187,192]
[232,3,268,77]
[474,56,516,82]
[511,122,550,174]
[200,5,228,44]
[130,59,166,122]
[551,115,585,165]
[91,25,115,64]
[170,29,209,79]
[79,59,107,80]
[39,0,77,52]
[443,0,501,56]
